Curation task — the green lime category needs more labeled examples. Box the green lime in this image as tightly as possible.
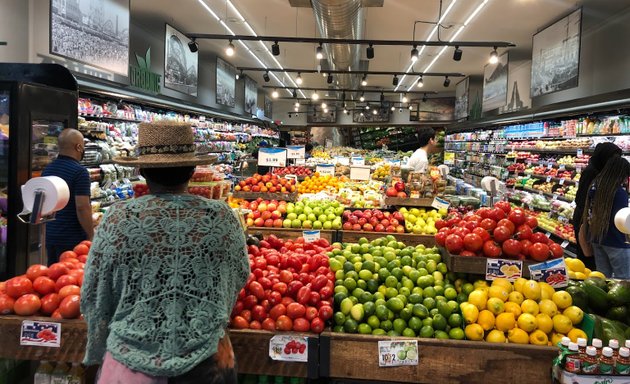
[350,304,365,322]
[384,251,396,262]
[340,298,354,315]
[378,268,391,282]
[391,268,404,282]
[432,314,447,331]
[358,269,373,281]
[393,318,407,334]
[358,237,369,245]
[357,323,372,335]
[334,292,348,306]
[387,330,401,337]
[343,261,355,273]
[387,308,395,321]
[374,297,386,307]
[375,305,389,321]
[412,287,424,296]
[419,325,434,338]
[433,272,444,283]
[387,297,404,313]
[401,278,414,291]
[385,275,398,288]
[360,244,370,254]
[449,327,465,340]
[345,271,358,281]
[423,286,436,298]
[343,277,357,291]
[344,318,358,333]
[448,313,463,328]
[362,260,376,272]
[437,262,448,274]
[417,275,433,289]
[335,270,345,281]
[401,256,412,267]
[447,300,459,314]
[408,316,423,332]
[351,244,361,254]
[430,308,439,317]
[329,259,343,272]
[380,319,393,331]
[422,317,433,328]
[385,287,398,299]
[352,287,365,299]
[402,328,416,338]
[366,279,380,293]
[333,325,344,333]
[334,312,346,325]
[437,301,453,318]
[363,301,376,317]
[349,296,359,305]
[444,287,458,300]
[456,292,468,304]
[412,303,429,319]
[400,307,413,321]
[395,294,408,307]
[434,330,450,339]
[372,328,386,336]
[462,283,475,296]
[408,293,423,304]
[409,269,421,282]
[423,297,436,310]
[334,285,349,295]
[367,315,381,329]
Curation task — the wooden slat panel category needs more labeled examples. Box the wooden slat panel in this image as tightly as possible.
[232,192,298,202]
[247,227,336,242]
[442,248,536,278]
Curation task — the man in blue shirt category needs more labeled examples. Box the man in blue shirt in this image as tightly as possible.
[42,128,93,264]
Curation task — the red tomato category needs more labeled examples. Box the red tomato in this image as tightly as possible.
[296,286,312,305]
[26,264,49,281]
[520,239,533,257]
[287,281,304,298]
[33,276,56,296]
[272,282,288,296]
[493,226,512,243]
[502,239,522,258]
[495,201,511,214]
[497,219,515,235]
[483,240,502,258]
[51,309,63,319]
[292,318,310,332]
[58,285,81,299]
[530,232,549,244]
[286,303,306,319]
[248,281,265,300]
[281,296,295,307]
[318,305,333,321]
[249,320,262,330]
[305,306,318,321]
[479,218,497,232]
[279,270,293,283]
[58,295,81,319]
[308,291,320,306]
[55,275,78,292]
[444,234,464,255]
[59,251,78,262]
[243,295,258,309]
[47,263,69,281]
[251,305,267,322]
[311,275,328,291]
[231,316,249,329]
[549,243,564,259]
[40,293,61,315]
[463,233,483,252]
[276,315,293,331]
[508,209,527,226]
[526,216,538,229]
[261,318,276,331]
[0,294,15,315]
[5,276,34,299]
[14,294,41,316]
[80,240,92,248]
[319,285,333,299]
[269,304,286,320]
[73,244,90,256]
[529,243,550,262]
[0,281,5,294]
[78,255,88,264]
[516,225,533,240]
[310,317,325,333]
[258,277,272,290]
[268,290,282,306]
[240,309,252,322]
[67,270,84,286]
[435,231,447,247]
[472,227,491,243]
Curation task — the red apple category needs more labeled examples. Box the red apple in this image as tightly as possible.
[385,225,396,233]
[264,219,274,227]
[342,222,353,230]
[375,224,385,232]
[254,218,264,227]
[352,224,362,231]
[363,223,374,231]
[273,219,283,228]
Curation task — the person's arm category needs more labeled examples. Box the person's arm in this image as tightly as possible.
[221,206,250,311]
[74,168,94,240]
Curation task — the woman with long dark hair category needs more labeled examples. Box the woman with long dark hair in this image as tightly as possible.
[582,156,630,278]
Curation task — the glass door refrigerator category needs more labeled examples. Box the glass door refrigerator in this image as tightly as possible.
[0,63,78,279]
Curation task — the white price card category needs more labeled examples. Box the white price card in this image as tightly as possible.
[316,164,335,176]
[577,149,583,157]
[431,197,450,211]
[258,148,287,167]
[20,320,61,347]
[546,176,552,183]
[486,259,523,281]
[559,179,565,185]
[378,340,419,367]
[547,163,553,169]
[528,258,568,288]
[350,166,371,181]
[286,146,306,159]
[295,158,306,165]
[351,156,365,166]
[553,194,558,201]
[335,156,350,166]
[545,232,552,238]
[269,335,308,362]
[561,240,570,248]
[303,230,320,243]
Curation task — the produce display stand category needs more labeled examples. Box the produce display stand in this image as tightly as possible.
[247,227,337,243]
[441,248,537,278]
[383,197,435,208]
[339,230,436,247]
[233,191,299,202]
[320,332,558,384]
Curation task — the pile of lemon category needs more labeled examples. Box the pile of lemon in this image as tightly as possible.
[565,257,606,280]
[460,278,587,345]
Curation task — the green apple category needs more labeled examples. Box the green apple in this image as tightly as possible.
[286,204,295,214]
[287,213,298,220]
[291,219,302,228]
[318,214,328,223]
[298,214,307,222]
[308,213,317,222]
[335,207,345,216]
[283,219,293,228]
[303,220,313,229]
[327,213,337,221]
[332,220,342,230]
[313,207,323,216]
[313,221,323,229]
[323,221,333,230]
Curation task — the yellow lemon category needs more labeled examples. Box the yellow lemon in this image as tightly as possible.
[486,329,506,343]
[552,291,573,310]
[488,285,509,302]
[468,289,488,311]
[589,271,606,279]
[508,291,525,305]
[575,272,587,280]
[522,280,542,300]
[566,258,585,273]
[521,299,540,315]
[529,329,549,346]
[551,332,566,346]
[491,278,513,293]
[496,312,516,332]
[508,328,530,344]
[478,310,496,331]
[538,299,559,317]
[567,328,588,343]
[461,302,480,324]
[563,306,584,325]
[473,280,489,290]
[465,323,485,341]
[552,314,573,334]
[517,313,538,333]
[539,282,556,300]
[486,297,505,316]
[513,278,527,294]
[568,271,578,279]
[535,313,554,334]
[504,302,522,318]
[583,268,592,276]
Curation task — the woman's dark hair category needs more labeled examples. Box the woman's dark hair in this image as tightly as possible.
[590,142,622,170]
[418,128,436,147]
[583,156,630,242]
[141,166,195,187]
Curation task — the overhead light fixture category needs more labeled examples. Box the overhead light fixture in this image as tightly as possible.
[361,75,368,86]
[343,107,348,114]
[294,101,300,107]
[311,91,319,101]
[292,89,297,98]
[408,104,413,110]
[327,73,333,84]
[391,106,395,111]
[489,47,499,64]
[321,102,327,109]
[372,109,378,115]
[453,46,462,61]
[324,108,328,113]
[422,93,428,103]
[316,43,324,60]
[188,38,198,53]
[272,89,279,98]
[443,76,451,87]
[263,71,270,82]
[366,105,370,110]
[380,93,385,102]
[322,72,326,77]
[417,75,424,88]
[410,45,419,62]
[235,69,242,80]
[359,93,365,102]
[392,75,399,86]
[366,44,374,59]
[271,41,280,56]
[225,40,235,56]
[402,94,408,103]
[360,112,364,116]
[296,73,303,85]
[294,106,299,112]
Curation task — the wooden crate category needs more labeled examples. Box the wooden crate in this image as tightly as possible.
[383,197,435,208]
[322,332,557,384]
[442,248,536,278]
[232,191,298,202]
[247,227,337,242]
[339,231,435,247]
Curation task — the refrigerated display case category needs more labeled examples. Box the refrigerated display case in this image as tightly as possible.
[0,63,78,279]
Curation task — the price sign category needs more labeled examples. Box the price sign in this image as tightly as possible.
[350,166,371,181]
[546,176,552,183]
[286,145,305,159]
[528,258,569,288]
[20,320,61,347]
[444,152,455,165]
[303,230,320,243]
[269,335,308,362]
[316,164,335,176]
[561,240,570,248]
[335,156,350,166]
[486,259,523,281]
[545,232,552,238]
[295,159,306,165]
[431,197,450,211]
[577,149,583,157]
[559,178,565,185]
[258,148,287,167]
[553,194,558,201]
[547,163,553,169]
[378,340,419,367]
[559,164,566,171]
[351,157,365,166]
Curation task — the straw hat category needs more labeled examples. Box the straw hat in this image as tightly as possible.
[113,121,216,168]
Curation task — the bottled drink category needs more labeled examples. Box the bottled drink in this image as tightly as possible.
[599,347,615,375]
[609,339,620,358]
[616,347,630,375]
[592,338,603,357]
[50,362,69,384]
[577,338,587,356]
[581,346,599,374]
[564,342,581,373]
[33,361,54,384]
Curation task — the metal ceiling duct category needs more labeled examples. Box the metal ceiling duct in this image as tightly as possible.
[311,0,365,91]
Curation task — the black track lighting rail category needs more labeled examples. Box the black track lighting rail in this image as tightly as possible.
[263,86,436,94]
[237,67,464,77]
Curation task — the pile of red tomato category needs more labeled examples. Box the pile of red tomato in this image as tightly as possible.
[231,235,334,333]
[0,241,91,319]
[434,201,564,262]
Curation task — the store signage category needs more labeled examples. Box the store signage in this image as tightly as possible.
[351,157,365,166]
[258,148,287,167]
[303,230,320,243]
[286,145,305,159]
[350,166,371,181]
[431,197,450,211]
[334,156,350,166]
[129,48,161,94]
[295,158,306,165]
[269,335,308,362]
[485,258,523,281]
[316,164,335,176]
[443,152,455,165]
[528,258,568,288]
[20,320,61,347]
[378,340,419,367]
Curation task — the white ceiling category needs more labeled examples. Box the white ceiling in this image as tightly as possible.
[133,0,628,101]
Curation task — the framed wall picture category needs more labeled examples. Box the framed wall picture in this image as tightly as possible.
[500,60,532,114]
[352,104,390,123]
[483,52,509,112]
[50,0,130,76]
[164,24,198,96]
[216,57,236,107]
[531,8,582,97]
[454,77,470,120]
[307,105,337,123]
[264,96,273,118]
[244,77,257,115]
[410,98,455,121]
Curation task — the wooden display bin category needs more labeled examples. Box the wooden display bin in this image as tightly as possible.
[232,191,298,202]
[339,231,436,247]
[321,332,558,384]
[247,227,337,242]
[383,197,436,208]
[442,248,537,278]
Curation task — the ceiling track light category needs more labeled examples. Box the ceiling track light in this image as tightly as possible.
[327,73,333,84]
[292,89,297,98]
[443,76,451,87]
[263,71,270,82]
[235,69,242,80]
[391,106,395,111]
[366,44,374,59]
[316,43,324,60]
[311,91,319,101]
[372,109,378,115]
[321,102,327,109]
[359,93,365,102]
[272,89,279,99]
[380,93,385,102]
[417,75,424,88]
[489,46,499,64]
[225,39,235,56]
[361,74,368,87]
[296,72,303,85]
[410,45,419,62]
[392,75,399,86]
[408,104,413,110]
[422,93,428,103]
[294,101,300,107]
[453,46,463,61]
[366,105,370,110]
[271,41,280,56]
[188,38,198,53]
[402,94,408,103]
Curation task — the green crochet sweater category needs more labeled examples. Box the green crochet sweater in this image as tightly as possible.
[80,194,249,377]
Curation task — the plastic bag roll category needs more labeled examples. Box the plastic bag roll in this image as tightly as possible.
[614,207,630,235]
[20,176,70,215]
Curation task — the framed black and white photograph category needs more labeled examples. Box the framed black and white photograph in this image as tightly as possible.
[483,52,509,112]
[164,24,198,96]
[50,0,130,76]
[531,8,582,97]
[500,61,531,114]
[264,96,273,119]
[216,57,236,107]
[307,105,337,124]
[411,98,454,121]
[454,77,469,120]
[352,103,390,123]
[244,77,257,115]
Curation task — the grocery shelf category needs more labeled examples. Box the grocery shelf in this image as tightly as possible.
[339,230,435,246]
[519,186,574,203]
[529,174,577,185]
[247,227,337,243]
[79,113,142,123]
[442,248,537,279]
[232,191,298,202]
[383,197,435,207]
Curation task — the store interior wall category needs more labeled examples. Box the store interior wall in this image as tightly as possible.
[0,0,29,63]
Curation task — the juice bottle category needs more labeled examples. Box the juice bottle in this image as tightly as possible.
[599,347,615,375]
[50,362,69,384]
[577,338,587,356]
[33,361,54,384]
[564,342,581,373]
[609,339,620,358]
[616,347,630,374]
[66,363,84,384]
[592,338,603,357]
[581,346,599,374]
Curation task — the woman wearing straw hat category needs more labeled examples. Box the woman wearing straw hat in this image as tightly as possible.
[81,122,249,383]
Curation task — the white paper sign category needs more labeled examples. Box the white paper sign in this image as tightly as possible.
[295,159,306,165]
[486,259,523,281]
[334,156,350,166]
[258,148,287,167]
[528,258,569,288]
[431,197,450,210]
[350,166,371,181]
[303,230,321,242]
[378,340,419,367]
[351,157,365,166]
[20,320,61,347]
[269,335,308,362]
[316,164,335,176]
[286,146,306,159]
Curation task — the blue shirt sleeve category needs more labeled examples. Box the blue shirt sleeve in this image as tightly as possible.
[74,167,91,196]
[612,187,628,216]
